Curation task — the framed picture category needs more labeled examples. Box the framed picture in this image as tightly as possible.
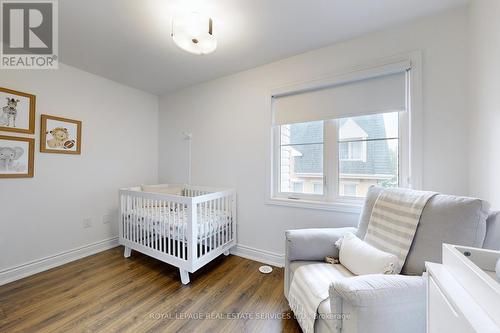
[0,135,35,178]
[0,87,36,134]
[40,115,82,155]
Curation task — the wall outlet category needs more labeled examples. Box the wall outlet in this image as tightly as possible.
[83,218,92,228]
[102,215,112,224]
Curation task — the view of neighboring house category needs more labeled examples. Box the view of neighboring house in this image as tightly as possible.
[281,113,398,197]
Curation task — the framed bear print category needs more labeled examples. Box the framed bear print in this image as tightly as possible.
[0,87,36,134]
[0,135,35,178]
[40,115,82,155]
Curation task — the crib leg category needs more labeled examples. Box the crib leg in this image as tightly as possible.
[223,250,230,256]
[124,246,132,258]
[179,269,190,285]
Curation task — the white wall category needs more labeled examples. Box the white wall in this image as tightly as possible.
[159,7,470,256]
[469,0,500,209]
[0,64,159,272]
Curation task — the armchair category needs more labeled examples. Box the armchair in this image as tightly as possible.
[285,186,498,333]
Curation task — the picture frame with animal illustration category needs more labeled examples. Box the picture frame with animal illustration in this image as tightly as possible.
[0,135,35,178]
[0,87,36,134]
[40,114,82,155]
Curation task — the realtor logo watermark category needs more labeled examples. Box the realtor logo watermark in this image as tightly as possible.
[1,0,58,69]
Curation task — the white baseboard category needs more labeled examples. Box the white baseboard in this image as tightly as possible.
[0,239,282,286]
[230,244,285,267]
[0,237,119,286]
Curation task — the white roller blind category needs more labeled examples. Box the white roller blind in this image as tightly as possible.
[273,70,408,125]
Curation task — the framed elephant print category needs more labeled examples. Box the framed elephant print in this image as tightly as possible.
[0,135,35,178]
[0,87,36,134]
[40,115,82,155]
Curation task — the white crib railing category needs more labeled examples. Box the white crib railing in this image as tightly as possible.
[119,185,236,284]
[194,191,235,262]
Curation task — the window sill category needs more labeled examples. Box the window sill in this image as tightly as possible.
[266,197,363,214]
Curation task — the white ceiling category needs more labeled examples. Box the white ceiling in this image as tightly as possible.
[60,0,468,95]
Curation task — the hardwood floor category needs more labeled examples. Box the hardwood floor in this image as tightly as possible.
[0,247,301,333]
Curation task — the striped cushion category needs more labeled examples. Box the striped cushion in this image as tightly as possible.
[364,188,436,273]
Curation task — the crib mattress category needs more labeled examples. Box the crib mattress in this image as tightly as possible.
[124,207,231,240]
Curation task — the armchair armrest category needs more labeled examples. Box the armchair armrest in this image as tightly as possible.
[284,227,356,297]
[329,274,426,333]
[330,274,425,307]
[286,227,357,262]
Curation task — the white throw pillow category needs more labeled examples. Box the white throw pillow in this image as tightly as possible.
[141,185,184,196]
[336,232,398,275]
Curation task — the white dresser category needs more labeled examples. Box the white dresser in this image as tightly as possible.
[426,244,500,333]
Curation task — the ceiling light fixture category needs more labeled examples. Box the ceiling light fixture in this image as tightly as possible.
[171,12,216,55]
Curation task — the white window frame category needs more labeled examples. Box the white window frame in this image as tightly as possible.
[267,52,423,213]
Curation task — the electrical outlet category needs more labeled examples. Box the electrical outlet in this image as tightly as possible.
[102,215,112,224]
[83,218,92,228]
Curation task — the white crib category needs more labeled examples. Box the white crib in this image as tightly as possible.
[119,184,236,284]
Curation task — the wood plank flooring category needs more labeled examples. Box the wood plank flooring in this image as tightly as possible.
[0,247,301,333]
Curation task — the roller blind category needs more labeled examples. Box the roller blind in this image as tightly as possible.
[273,69,408,125]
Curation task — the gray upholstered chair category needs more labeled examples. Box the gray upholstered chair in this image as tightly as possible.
[285,186,500,333]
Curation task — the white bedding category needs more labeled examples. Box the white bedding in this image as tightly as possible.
[125,207,231,240]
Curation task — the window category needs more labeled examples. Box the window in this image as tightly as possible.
[340,141,366,161]
[292,181,304,193]
[275,111,401,201]
[280,121,324,195]
[338,112,399,198]
[339,119,367,162]
[313,183,323,194]
[270,62,413,209]
[342,183,358,196]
